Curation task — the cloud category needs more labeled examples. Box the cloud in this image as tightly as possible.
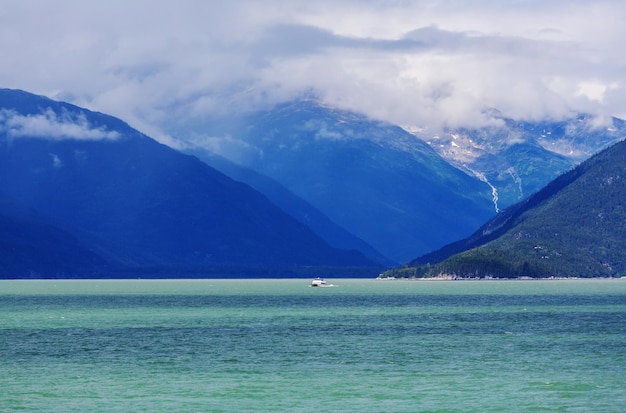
[576,80,620,103]
[49,153,63,168]
[304,119,345,140]
[0,109,120,141]
[1,0,626,142]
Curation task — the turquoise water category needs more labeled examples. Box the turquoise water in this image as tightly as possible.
[1,279,625,412]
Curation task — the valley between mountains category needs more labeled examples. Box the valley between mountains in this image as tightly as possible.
[1,89,624,278]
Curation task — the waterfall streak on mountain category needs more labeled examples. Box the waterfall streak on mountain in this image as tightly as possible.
[506,167,523,200]
[466,167,500,213]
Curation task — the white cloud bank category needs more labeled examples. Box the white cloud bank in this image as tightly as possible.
[2,0,626,142]
[0,109,120,140]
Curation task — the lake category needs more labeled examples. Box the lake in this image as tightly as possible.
[1,278,625,412]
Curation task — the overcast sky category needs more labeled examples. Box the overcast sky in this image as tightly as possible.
[2,0,625,144]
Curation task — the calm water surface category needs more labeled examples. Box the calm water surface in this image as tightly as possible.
[1,279,625,412]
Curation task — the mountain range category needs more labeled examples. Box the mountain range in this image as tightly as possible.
[0,89,376,278]
[2,88,625,278]
[390,137,626,278]
[189,150,393,266]
[185,100,496,263]
[412,111,626,209]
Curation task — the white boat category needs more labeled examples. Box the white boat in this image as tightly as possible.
[310,277,327,287]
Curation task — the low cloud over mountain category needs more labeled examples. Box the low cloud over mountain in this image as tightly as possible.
[0,90,376,278]
[0,109,120,141]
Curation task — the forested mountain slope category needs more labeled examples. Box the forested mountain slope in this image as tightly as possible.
[396,138,626,278]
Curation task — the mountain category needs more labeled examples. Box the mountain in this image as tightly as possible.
[394,137,626,278]
[0,89,377,278]
[0,195,110,278]
[189,150,393,266]
[185,100,496,263]
[410,112,626,210]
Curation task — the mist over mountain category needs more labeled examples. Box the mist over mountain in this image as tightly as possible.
[185,100,496,263]
[397,137,626,278]
[411,112,626,209]
[0,89,376,278]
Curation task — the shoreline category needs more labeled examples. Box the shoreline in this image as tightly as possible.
[376,275,625,281]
